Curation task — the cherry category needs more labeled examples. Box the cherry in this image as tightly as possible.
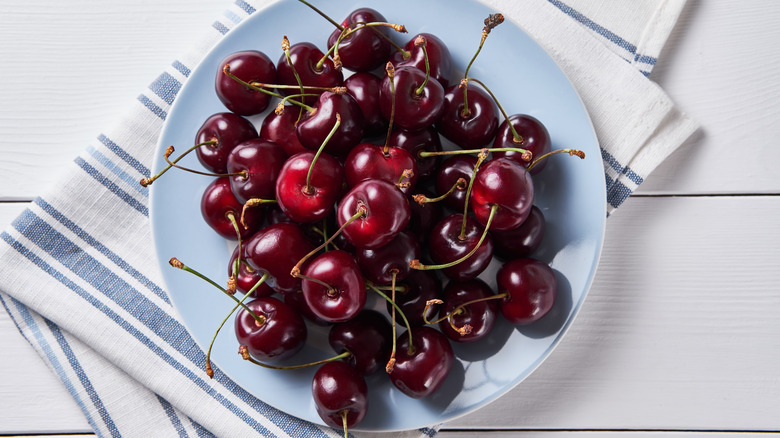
[491,205,545,260]
[228,246,274,297]
[471,158,534,231]
[379,65,445,132]
[259,105,309,157]
[312,361,368,430]
[437,279,499,343]
[407,187,444,243]
[327,8,392,72]
[275,151,343,223]
[283,291,330,326]
[434,155,477,211]
[437,85,498,149]
[296,91,364,156]
[492,114,552,175]
[426,213,493,281]
[328,309,392,375]
[497,258,557,325]
[391,32,454,87]
[235,296,307,362]
[343,72,387,137]
[216,50,276,116]
[389,326,454,398]
[226,139,286,204]
[387,127,442,179]
[201,177,263,240]
[336,179,410,249]
[244,222,315,293]
[344,142,418,195]
[386,269,442,327]
[301,250,366,323]
[275,41,343,104]
[355,230,420,284]
[195,112,258,174]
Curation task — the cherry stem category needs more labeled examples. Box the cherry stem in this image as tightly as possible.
[275,93,317,114]
[414,36,431,96]
[297,271,339,296]
[226,211,243,294]
[418,146,531,161]
[412,177,466,206]
[205,273,270,378]
[250,82,345,94]
[341,410,349,438]
[396,169,414,190]
[369,283,409,294]
[140,140,218,187]
[462,13,504,84]
[388,271,398,372]
[290,208,366,278]
[423,292,508,326]
[306,113,341,193]
[466,77,524,144]
[366,282,414,356]
[383,62,396,155]
[296,0,343,30]
[331,22,407,70]
[527,148,586,171]
[460,149,489,240]
[240,198,277,229]
[310,225,341,252]
[283,35,308,121]
[168,258,265,327]
[410,204,498,271]
[239,345,351,370]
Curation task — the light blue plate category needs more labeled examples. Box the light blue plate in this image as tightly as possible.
[151,0,606,432]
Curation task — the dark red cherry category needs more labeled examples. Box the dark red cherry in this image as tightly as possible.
[391,32,454,87]
[344,143,418,195]
[235,296,307,362]
[379,66,445,132]
[492,114,551,175]
[435,155,477,211]
[201,177,263,240]
[336,179,410,249]
[259,105,309,158]
[216,50,276,116]
[387,127,442,179]
[428,213,493,281]
[386,269,442,327]
[343,72,387,137]
[244,223,315,293]
[327,8,392,72]
[437,85,498,149]
[497,258,557,325]
[438,279,499,343]
[275,42,343,104]
[355,230,420,284]
[283,291,330,326]
[275,151,343,223]
[328,309,392,375]
[407,187,444,244]
[228,246,274,297]
[301,250,366,323]
[389,326,454,398]
[226,138,286,204]
[471,158,534,231]
[312,361,368,429]
[195,112,258,174]
[491,205,545,260]
[296,92,364,157]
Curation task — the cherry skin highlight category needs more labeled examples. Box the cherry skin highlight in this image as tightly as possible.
[389,326,454,399]
[244,223,315,293]
[235,296,307,362]
[216,50,276,116]
[471,158,534,231]
[497,258,557,325]
[336,179,410,249]
[302,250,366,323]
[200,177,263,240]
[195,112,258,174]
[226,138,286,204]
[275,151,343,223]
[312,361,368,429]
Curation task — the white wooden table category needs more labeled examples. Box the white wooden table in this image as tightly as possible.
[1,0,779,437]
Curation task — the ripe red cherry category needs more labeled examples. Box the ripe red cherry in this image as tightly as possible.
[201,177,263,240]
[435,154,477,211]
[296,92,364,157]
[259,105,309,157]
[391,32,454,87]
[312,361,368,430]
[235,296,307,362]
[471,158,534,231]
[302,250,366,323]
[226,139,286,204]
[344,143,418,195]
[379,66,445,132]
[336,179,410,249]
[386,269,442,327]
[491,205,545,260]
[216,50,276,116]
[492,114,552,175]
[497,258,557,325]
[428,213,493,281]
[344,72,387,137]
[327,8,392,72]
[275,42,343,104]
[437,85,498,149]
[195,112,258,174]
[387,127,442,179]
[244,223,315,293]
[408,187,444,244]
[228,246,274,297]
[275,151,343,223]
[283,292,330,326]
[438,279,499,343]
[328,309,392,375]
[389,326,454,398]
[355,230,420,284]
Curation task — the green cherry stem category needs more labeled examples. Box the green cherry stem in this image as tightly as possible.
[239,345,352,370]
[527,148,586,171]
[423,292,508,328]
[465,77,524,144]
[295,0,343,30]
[418,146,532,161]
[290,207,367,278]
[306,113,341,193]
[461,13,504,118]
[240,198,277,229]
[366,281,414,360]
[414,35,431,97]
[460,149,488,240]
[140,140,218,187]
[226,211,244,294]
[383,62,396,155]
[412,177,466,206]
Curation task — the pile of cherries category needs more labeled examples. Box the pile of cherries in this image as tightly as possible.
[146,2,583,434]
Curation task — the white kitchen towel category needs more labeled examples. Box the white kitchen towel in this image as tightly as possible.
[0,0,697,437]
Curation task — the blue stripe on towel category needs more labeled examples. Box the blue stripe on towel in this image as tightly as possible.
[75,157,149,216]
[212,21,230,35]
[157,395,190,438]
[172,60,192,78]
[137,94,168,120]
[600,148,644,186]
[86,145,149,198]
[97,133,151,177]
[235,0,256,15]
[149,72,182,106]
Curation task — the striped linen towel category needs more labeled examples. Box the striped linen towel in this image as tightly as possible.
[0,0,698,437]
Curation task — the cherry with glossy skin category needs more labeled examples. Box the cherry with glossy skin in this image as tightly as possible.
[195,112,258,174]
[328,309,392,375]
[301,250,366,323]
[226,138,286,204]
[387,127,442,179]
[438,279,499,343]
[312,361,368,430]
[344,142,418,195]
[283,291,330,326]
[427,213,493,281]
[216,50,276,116]
[275,41,343,104]
[389,326,454,399]
[408,187,444,243]
[386,269,442,327]
[355,230,420,284]
[379,66,445,132]
[336,179,410,249]
[327,8,392,72]
[391,32,454,87]
[437,85,498,149]
[275,151,343,223]
[491,205,545,260]
[201,177,263,240]
[492,114,552,175]
[435,154,477,211]
[235,296,307,362]
[344,72,387,137]
[471,158,534,231]
[244,223,315,293]
[497,258,557,325]
[259,105,309,157]
[296,91,364,156]
[229,246,274,297]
